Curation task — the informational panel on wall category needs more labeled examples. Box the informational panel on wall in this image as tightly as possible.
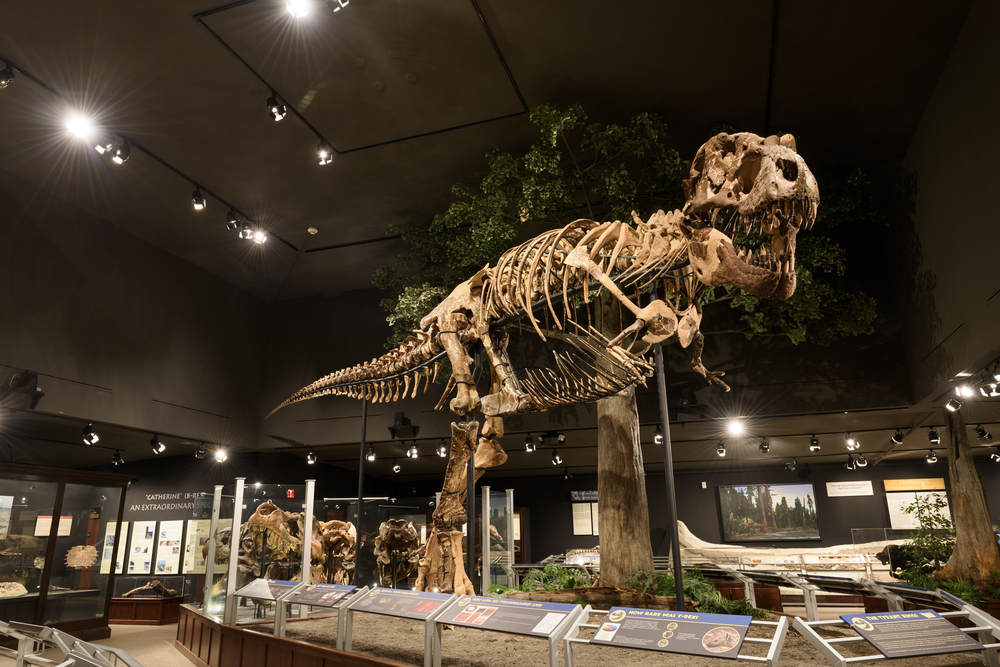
[99,524,119,574]
[128,521,156,574]
[886,491,950,530]
[0,496,11,539]
[156,520,184,574]
[183,519,212,574]
[884,478,946,492]
[35,512,72,537]
[826,481,874,497]
[572,502,599,536]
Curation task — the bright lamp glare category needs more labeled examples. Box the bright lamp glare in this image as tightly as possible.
[253,231,266,244]
[727,420,744,436]
[287,0,310,17]
[66,115,94,139]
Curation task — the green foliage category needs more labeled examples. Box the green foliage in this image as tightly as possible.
[902,493,955,571]
[485,563,594,597]
[625,568,771,618]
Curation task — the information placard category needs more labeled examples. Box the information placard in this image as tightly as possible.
[128,521,156,574]
[156,520,183,575]
[99,524,118,574]
[591,607,752,658]
[841,610,983,659]
[350,588,454,620]
[826,481,873,497]
[235,578,301,601]
[183,519,211,574]
[437,595,576,637]
[287,583,356,608]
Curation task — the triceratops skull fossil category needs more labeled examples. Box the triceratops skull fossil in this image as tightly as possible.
[682,132,819,300]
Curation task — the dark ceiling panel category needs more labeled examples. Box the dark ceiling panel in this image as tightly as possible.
[203,0,526,151]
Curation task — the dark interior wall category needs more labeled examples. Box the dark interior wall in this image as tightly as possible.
[0,167,267,446]
[894,0,1000,400]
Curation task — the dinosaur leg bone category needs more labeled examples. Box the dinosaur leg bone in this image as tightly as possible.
[438,313,480,416]
[690,330,730,391]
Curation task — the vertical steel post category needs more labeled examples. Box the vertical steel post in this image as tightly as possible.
[466,454,477,592]
[355,397,368,585]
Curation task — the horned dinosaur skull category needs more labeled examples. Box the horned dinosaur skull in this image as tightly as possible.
[682,132,818,300]
[373,519,420,587]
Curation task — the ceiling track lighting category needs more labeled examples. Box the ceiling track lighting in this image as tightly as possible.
[524,434,536,452]
[226,209,240,231]
[716,440,726,457]
[306,450,317,464]
[727,419,744,436]
[112,140,131,164]
[845,433,858,450]
[94,134,115,155]
[287,0,311,17]
[785,458,798,472]
[976,424,993,441]
[856,453,868,467]
[82,423,100,445]
[436,440,448,457]
[653,426,664,445]
[758,438,769,454]
[891,429,905,445]
[809,435,820,452]
[551,449,562,466]
[946,397,963,412]
[215,449,228,463]
[956,383,975,398]
[406,442,419,458]
[266,95,287,121]
[191,188,207,210]
[366,444,376,461]
[563,467,572,480]
[327,0,349,11]
[926,449,938,464]
[253,230,267,244]
[194,445,206,460]
[317,141,334,166]
[991,447,1000,463]
[112,450,123,466]
[0,64,14,89]
[238,222,253,239]
[150,434,166,454]
[845,454,856,470]
[388,412,419,439]
[392,458,401,474]
[928,427,941,445]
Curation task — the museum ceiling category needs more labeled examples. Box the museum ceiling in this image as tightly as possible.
[1,0,990,476]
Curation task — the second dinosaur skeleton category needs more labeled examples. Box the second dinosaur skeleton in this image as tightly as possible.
[271,132,819,593]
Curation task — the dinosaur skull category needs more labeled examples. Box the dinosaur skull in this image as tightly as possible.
[682,132,818,300]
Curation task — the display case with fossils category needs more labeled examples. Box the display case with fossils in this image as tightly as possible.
[0,463,130,640]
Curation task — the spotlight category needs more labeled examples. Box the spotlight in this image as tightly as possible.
[891,429,905,445]
[226,209,240,231]
[66,114,94,138]
[957,384,975,397]
[0,65,14,89]
[845,433,858,450]
[975,424,993,441]
[653,426,663,445]
[112,450,124,466]
[112,140,130,164]
[845,454,856,470]
[524,434,536,452]
[266,95,287,121]
[253,230,267,244]
[406,442,419,458]
[758,438,769,454]
[563,468,572,480]
[317,141,334,165]
[856,453,868,467]
[326,0,348,10]
[388,412,419,439]
[366,444,376,461]
[82,423,100,445]
[287,0,310,17]
[307,450,317,464]
[195,445,206,460]
[150,434,166,454]
[785,458,798,472]
[215,449,228,462]
[928,428,941,445]
[94,134,115,154]
[946,398,963,412]
[551,449,562,466]
[716,440,726,457]
[239,222,254,239]
[809,435,820,452]
[392,458,401,474]
[926,449,938,464]
[191,189,207,210]
[991,447,1000,463]
[436,440,448,457]
[727,420,744,436]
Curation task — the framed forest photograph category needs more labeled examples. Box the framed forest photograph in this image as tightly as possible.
[718,483,821,542]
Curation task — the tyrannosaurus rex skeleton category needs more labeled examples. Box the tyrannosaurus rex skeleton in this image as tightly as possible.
[270,131,819,593]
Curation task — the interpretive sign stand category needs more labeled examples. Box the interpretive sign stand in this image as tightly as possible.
[793,607,1000,667]
[433,595,585,667]
[861,579,963,612]
[233,578,304,628]
[563,606,789,667]
[739,570,821,621]
[277,584,368,645]
[345,588,458,667]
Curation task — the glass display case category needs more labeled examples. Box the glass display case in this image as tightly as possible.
[481,487,515,592]
[0,463,130,639]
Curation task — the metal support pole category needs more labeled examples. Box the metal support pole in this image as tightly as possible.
[466,453,477,592]
[651,285,685,611]
[303,479,315,588]
[354,397,368,585]
[481,486,491,593]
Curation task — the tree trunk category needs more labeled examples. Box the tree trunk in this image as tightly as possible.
[595,293,653,587]
[936,408,1000,583]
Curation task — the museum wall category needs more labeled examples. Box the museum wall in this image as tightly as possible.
[894,0,1000,401]
[0,166,267,447]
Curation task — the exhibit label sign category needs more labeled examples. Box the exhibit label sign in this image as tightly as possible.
[350,588,454,620]
[235,578,301,601]
[591,607,751,658]
[438,596,577,637]
[840,610,983,658]
[883,478,946,492]
[288,584,357,608]
[825,481,873,497]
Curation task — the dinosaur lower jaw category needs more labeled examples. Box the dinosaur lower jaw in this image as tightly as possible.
[712,248,797,300]
[688,228,797,300]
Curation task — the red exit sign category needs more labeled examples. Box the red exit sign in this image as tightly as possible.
[286,489,295,499]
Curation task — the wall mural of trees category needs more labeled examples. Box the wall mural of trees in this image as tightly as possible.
[717,484,821,542]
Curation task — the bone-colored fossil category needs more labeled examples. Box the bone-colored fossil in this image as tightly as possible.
[122,579,178,597]
[0,582,27,598]
[373,519,421,587]
[272,132,819,594]
[64,545,98,568]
